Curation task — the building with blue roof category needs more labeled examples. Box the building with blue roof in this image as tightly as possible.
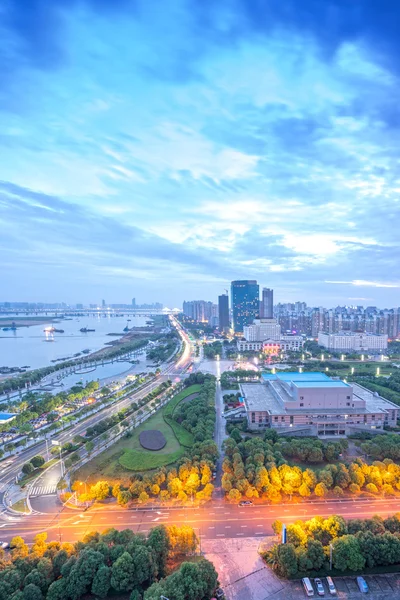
[239,371,398,437]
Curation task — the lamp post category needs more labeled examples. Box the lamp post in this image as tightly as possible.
[51,440,64,478]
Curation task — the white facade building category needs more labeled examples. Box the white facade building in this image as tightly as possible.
[318,332,388,352]
[237,336,304,353]
[243,318,281,341]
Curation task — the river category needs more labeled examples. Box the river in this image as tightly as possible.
[0,314,150,370]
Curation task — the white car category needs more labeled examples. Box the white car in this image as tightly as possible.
[0,541,9,549]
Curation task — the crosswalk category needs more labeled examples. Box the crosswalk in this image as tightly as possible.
[30,485,57,497]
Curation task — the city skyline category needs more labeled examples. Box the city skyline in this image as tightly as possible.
[1,1,400,305]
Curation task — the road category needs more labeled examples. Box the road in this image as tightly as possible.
[1,497,400,544]
[0,316,191,501]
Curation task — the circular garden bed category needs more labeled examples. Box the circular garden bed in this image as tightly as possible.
[139,429,167,451]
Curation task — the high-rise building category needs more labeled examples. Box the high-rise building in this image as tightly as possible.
[231,280,259,333]
[182,300,215,323]
[260,288,273,318]
[218,294,230,332]
[243,318,281,341]
[132,298,136,307]
[102,299,106,308]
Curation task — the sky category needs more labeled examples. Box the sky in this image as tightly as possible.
[1,0,400,308]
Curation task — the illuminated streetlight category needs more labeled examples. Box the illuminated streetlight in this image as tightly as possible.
[302,354,305,361]
[341,354,344,361]
[351,367,354,375]
[321,354,324,361]
[376,367,380,376]
[361,354,364,361]
[299,367,303,373]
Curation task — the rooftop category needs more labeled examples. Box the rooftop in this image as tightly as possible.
[240,383,283,414]
[262,372,350,387]
[262,372,331,382]
[292,380,350,388]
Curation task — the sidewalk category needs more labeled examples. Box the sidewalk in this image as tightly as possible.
[202,536,286,600]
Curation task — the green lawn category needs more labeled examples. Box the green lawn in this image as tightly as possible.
[74,385,201,482]
[163,384,201,448]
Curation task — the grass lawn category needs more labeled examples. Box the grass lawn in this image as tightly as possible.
[11,499,28,513]
[74,385,201,483]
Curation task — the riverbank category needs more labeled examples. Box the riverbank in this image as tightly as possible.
[0,317,56,327]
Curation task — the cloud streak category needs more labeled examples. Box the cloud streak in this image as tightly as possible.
[0,0,399,305]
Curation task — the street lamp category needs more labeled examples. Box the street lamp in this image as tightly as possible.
[52,440,64,477]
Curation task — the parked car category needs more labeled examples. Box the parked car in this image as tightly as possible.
[314,578,325,596]
[215,588,224,599]
[212,471,217,480]
[326,576,337,595]
[238,500,253,506]
[0,541,9,549]
[357,576,369,593]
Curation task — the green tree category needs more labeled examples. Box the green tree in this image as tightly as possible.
[333,535,365,572]
[91,565,111,598]
[31,455,45,469]
[147,525,170,578]
[227,488,241,503]
[110,552,135,592]
[305,540,325,570]
[276,543,298,578]
[23,585,43,600]
[22,463,34,475]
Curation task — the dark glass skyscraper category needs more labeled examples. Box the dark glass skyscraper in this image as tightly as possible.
[261,287,274,318]
[231,280,259,333]
[218,294,230,332]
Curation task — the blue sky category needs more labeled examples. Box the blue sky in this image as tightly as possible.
[1,0,399,308]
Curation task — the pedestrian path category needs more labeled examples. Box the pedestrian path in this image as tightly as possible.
[30,485,57,497]
[0,482,9,492]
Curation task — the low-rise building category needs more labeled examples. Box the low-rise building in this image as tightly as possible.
[318,332,388,352]
[240,372,397,436]
[237,335,304,353]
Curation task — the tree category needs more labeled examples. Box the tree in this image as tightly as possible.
[31,455,45,469]
[90,481,110,501]
[167,526,197,556]
[227,488,241,503]
[138,491,149,504]
[366,483,379,494]
[276,544,298,578]
[23,571,47,595]
[314,482,327,498]
[10,536,29,558]
[91,565,110,598]
[333,486,344,497]
[333,535,365,572]
[46,580,68,600]
[298,483,311,498]
[22,463,34,475]
[110,552,135,592]
[85,441,94,455]
[23,585,43,600]
[32,533,48,556]
[117,491,132,506]
[305,539,325,570]
[147,525,170,578]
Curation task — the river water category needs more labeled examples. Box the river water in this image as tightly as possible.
[0,314,150,370]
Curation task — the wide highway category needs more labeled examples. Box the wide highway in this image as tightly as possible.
[0,497,400,544]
